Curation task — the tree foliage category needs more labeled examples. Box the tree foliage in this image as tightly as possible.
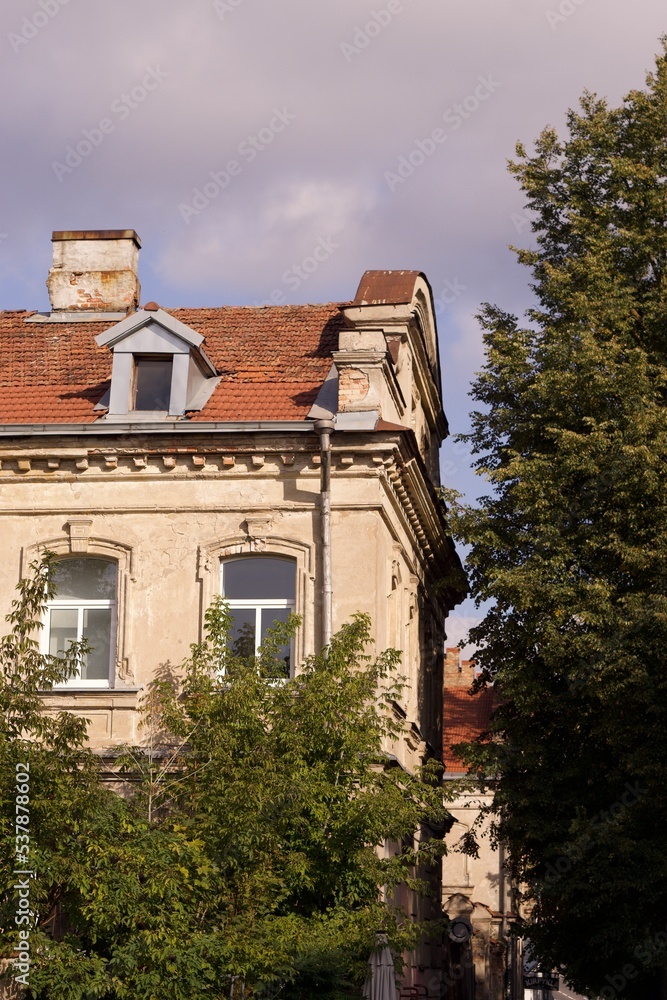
[447,40,667,999]
[1,556,449,999]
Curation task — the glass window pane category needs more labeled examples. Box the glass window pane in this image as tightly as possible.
[223,558,295,600]
[82,609,111,680]
[261,607,291,676]
[53,559,117,600]
[134,357,172,410]
[230,608,257,660]
[49,608,78,658]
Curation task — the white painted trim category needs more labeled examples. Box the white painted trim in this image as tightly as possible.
[95,308,205,349]
[42,595,117,690]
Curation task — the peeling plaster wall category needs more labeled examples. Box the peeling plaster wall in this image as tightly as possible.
[0,434,453,776]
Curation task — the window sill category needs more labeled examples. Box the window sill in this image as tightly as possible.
[101,411,184,423]
[39,686,143,696]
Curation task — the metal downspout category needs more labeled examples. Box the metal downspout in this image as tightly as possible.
[314,419,334,648]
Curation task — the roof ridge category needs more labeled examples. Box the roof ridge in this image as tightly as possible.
[168,301,351,311]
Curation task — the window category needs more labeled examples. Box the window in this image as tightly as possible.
[132,356,173,410]
[44,558,117,687]
[221,557,296,676]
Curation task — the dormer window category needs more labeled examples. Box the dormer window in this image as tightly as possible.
[95,307,219,421]
[133,356,173,411]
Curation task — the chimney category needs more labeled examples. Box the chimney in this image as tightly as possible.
[444,646,476,688]
[47,230,141,313]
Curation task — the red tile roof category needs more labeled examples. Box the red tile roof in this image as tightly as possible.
[182,305,342,421]
[443,686,497,774]
[0,304,347,424]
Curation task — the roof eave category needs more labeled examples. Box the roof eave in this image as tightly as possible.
[0,420,319,437]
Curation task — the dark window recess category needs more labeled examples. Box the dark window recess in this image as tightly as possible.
[133,357,173,410]
[52,558,117,600]
[222,558,296,601]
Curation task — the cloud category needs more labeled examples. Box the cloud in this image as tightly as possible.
[154,178,377,298]
[1,0,665,452]
[445,614,482,658]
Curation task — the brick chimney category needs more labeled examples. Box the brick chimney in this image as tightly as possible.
[444,646,476,688]
[46,230,141,313]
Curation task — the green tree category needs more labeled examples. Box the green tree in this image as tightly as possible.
[447,39,667,1000]
[1,556,450,999]
[0,553,131,997]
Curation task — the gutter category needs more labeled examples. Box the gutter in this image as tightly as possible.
[314,418,335,647]
[0,420,316,437]
[0,412,382,438]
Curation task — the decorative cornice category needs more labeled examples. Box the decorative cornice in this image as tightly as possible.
[378,444,464,607]
[0,439,399,479]
[0,428,463,604]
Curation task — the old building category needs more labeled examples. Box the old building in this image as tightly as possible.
[442,648,524,1000]
[0,230,466,992]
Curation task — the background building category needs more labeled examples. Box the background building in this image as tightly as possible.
[442,648,523,1000]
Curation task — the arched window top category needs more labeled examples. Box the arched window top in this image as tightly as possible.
[221,557,296,602]
[52,557,117,602]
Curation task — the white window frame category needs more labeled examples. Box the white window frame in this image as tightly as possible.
[42,565,118,689]
[220,558,296,676]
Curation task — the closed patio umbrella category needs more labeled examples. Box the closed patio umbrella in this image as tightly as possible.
[363,931,399,1000]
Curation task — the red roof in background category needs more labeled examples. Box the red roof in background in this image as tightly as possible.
[0,303,347,424]
[443,686,497,774]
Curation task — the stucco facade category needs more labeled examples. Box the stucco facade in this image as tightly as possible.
[1,429,454,766]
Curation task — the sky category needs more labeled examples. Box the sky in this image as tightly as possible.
[1,0,665,649]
